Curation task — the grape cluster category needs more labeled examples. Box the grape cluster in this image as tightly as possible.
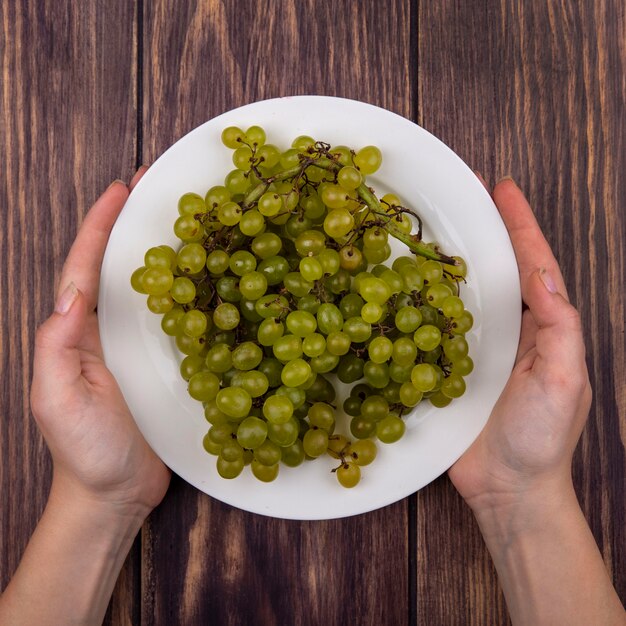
[130,126,473,488]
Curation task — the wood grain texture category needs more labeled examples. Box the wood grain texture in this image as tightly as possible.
[1,1,624,625]
[141,1,413,625]
[417,0,626,623]
[0,2,138,624]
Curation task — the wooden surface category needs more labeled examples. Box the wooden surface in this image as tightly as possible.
[1,1,624,624]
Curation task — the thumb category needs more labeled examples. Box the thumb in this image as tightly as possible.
[525,269,586,364]
[32,283,89,392]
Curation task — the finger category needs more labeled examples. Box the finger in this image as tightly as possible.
[129,165,149,191]
[57,181,129,310]
[31,285,89,402]
[526,269,586,364]
[493,178,569,301]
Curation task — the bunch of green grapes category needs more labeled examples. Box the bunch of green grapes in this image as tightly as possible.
[130,125,474,488]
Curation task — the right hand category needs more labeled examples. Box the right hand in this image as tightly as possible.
[448,178,592,520]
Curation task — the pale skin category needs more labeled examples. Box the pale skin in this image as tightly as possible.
[0,173,623,625]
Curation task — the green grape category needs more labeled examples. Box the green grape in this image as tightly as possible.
[316,249,340,276]
[413,324,442,351]
[441,373,466,398]
[255,294,289,318]
[145,246,174,269]
[301,193,326,220]
[327,434,350,458]
[170,276,195,303]
[205,185,231,209]
[382,381,401,404]
[429,390,453,408]
[325,331,351,356]
[245,125,266,146]
[251,232,281,259]
[239,298,262,323]
[395,306,423,333]
[272,334,303,362]
[161,306,184,336]
[220,439,244,462]
[258,192,283,217]
[174,214,203,241]
[302,427,329,457]
[421,260,443,284]
[286,310,317,337]
[400,265,424,294]
[411,363,437,392]
[451,355,474,376]
[239,209,265,236]
[216,387,252,419]
[258,255,290,286]
[257,358,283,388]
[176,243,206,274]
[324,208,354,238]
[177,192,206,216]
[180,355,205,381]
[233,370,269,397]
[281,439,305,467]
[275,385,306,409]
[316,303,344,334]
[451,310,474,334]
[299,257,323,282]
[361,302,383,323]
[188,371,220,402]
[285,215,313,238]
[302,333,326,357]
[338,245,363,272]
[204,401,229,425]
[325,268,351,294]
[257,317,285,346]
[250,460,279,482]
[336,354,364,384]
[281,359,311,387]
[368,336,393,363]
[142,267,174,296]
[213,303,240,330]
[336,462,361,488]
[343,317,371,343]
[389,361,412,384]
[295,230,326,256]
[442,336,469,361]
[231,342,263,370]
[307,402,335,430]
[229,250,257,276]
[363,227,388,250]
[361,395,389,421]
[350,416,376,439]
[441,295,464,318]
[202,432,221,456]
[363,361,390,388]
[236,416,267,449]
[337,165,362,190]
[206,249,230,275]
[380,269,403,294]
[339,293,365,319]
[205,344,233,373]
[426,283,453,308]
[267,417,299,447]
[175,333,205,356]
[399,382,423,407]
[209,423,235,445]
[147,293,174,314]
[216,456,245,479]
[376,416,405,443]
[181,309,208,337]
[291,134,315,151]
[343,396,362,417]
[354,145,382,174]
[221,126,245,149]
[239,271,268,300]
[263,395,294,424]
[348,439,377,466]
[283,272,314,297]
[257,143,280,168]
[130,267,147,293]
[309,351,340,374]
[359,277,392,305]
[253,438,282,466]
[392,337,418,366]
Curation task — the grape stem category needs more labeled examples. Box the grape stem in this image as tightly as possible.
[242,147,458,265]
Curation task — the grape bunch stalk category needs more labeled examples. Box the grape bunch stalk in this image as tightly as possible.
[130,125,474,488]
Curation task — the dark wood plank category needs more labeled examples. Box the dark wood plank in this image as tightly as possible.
[0,2,139,623]
[417,0,626,623]
[141,1,413,624]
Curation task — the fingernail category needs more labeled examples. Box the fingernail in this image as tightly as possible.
[107,179,126,190]
[539,268,558,294]
[55,282,78,315]
[497,175,517,186]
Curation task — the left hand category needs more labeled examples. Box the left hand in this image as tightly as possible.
[30,169,171,517]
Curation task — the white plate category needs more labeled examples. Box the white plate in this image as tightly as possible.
[99,96,521,520]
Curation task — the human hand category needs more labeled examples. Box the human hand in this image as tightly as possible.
[448,178,592,523]
[30,170,171,519]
